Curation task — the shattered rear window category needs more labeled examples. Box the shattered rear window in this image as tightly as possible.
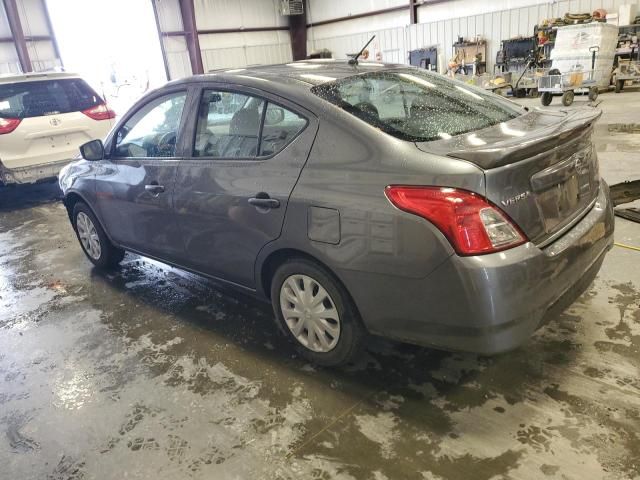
[311,69,523,142]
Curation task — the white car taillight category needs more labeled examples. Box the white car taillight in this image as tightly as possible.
[0,117,21,135]
[82,104,116,121]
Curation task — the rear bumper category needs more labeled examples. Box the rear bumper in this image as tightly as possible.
[0,158,73,185]
[343,182,615,354]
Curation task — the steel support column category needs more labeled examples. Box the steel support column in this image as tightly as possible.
[151,0,171,80]
[289,0,307,60]
[42,0,62,65]
[3,0,31,72]
[410,0,418,24]
[178,0,203,75]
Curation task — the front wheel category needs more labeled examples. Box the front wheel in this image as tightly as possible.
[615,79,624,93]
[588,87,598,101]
[73,202,125,269]
[540,91,553,106]
[271,258,365,366]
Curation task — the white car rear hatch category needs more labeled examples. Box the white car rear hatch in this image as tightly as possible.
[0,72,114,173]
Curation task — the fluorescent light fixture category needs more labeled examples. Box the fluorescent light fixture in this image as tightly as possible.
[398,73,436,88]
[299,74,337,82]
[455,85,483,101]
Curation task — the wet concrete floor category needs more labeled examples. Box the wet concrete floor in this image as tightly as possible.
[1,92,640,480]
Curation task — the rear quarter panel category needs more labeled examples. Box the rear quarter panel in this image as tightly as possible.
[256,104,486,294]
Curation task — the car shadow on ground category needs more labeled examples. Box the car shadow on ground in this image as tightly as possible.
[0,182,62,211]
[83,251,582,420]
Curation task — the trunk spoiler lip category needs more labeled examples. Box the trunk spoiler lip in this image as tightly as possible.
[416,107,602,170]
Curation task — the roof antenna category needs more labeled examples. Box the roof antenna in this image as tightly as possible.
[348,35,376,65]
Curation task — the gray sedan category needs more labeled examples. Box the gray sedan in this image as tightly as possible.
[59,61,614,366]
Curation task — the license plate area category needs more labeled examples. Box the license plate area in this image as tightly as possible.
[531,146,597,234]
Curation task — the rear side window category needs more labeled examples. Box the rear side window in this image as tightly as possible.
[311,70,522,142]
[260,103,307,156]
[193,89,307,159]
[193,91,265,158]
[0,78,102,119]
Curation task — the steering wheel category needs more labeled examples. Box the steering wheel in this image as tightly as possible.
[156,131,177,157]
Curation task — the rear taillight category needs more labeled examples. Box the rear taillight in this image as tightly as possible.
[385,186,527,256]
[0,117,21,135]
[82,103,116,121]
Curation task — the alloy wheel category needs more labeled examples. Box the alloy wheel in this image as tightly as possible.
[76,212,102,260]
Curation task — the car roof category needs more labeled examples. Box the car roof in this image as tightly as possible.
[166,59,408,92]
[0,71,82,85]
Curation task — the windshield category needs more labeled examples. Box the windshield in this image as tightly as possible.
[0,78,102,119]
[311,69,523,142]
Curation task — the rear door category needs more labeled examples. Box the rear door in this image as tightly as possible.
[94,88,190,260]
[173,85,318,288]
[0,78,113,169]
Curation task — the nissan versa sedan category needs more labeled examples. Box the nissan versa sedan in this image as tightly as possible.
[59,60,614,366]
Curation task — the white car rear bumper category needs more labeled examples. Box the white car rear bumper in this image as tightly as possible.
[0,158,74,185]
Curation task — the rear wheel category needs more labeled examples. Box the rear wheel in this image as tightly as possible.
[561,90,574,106]
[73,202,125,268]
[540,92,553,106]
[271,258,365,366]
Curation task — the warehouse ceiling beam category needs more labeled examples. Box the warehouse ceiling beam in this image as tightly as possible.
[178,0,204,75]
[3,0,31,72]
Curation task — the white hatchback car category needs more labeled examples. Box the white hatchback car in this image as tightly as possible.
[0,71,114,185]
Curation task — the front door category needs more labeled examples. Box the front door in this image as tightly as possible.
[94,90,189,261]
[173,86,318,288]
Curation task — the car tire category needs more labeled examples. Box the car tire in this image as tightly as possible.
[588,87,598,101]
[540,92,553,106]
[72,202,125,269]
[271,258,366,367]
[615,79,624,93]
[561,90,574,106]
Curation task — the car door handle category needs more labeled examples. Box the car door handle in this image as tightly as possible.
[145,184,165,195]
[248,194,280,210]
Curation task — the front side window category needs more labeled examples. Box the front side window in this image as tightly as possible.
[193,91,264,158]
[114,92,187,158]
[311,70,523,142]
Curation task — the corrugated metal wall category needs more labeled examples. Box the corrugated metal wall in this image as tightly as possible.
[309,0,633,72]
[0,0,60,74]
[154,0,292,78]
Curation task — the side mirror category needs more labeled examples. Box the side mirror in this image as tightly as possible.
[265,107,285,125]
[80,139,104,161]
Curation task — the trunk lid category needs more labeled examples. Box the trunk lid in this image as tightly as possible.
[415,107,601,245]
